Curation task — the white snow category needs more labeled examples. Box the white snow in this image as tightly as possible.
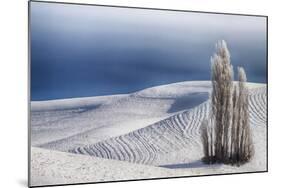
[30,147,186,186]
[30,81,267,187]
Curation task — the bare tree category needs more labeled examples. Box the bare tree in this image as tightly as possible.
[201,117,215,163]
[232,67,254,164]
[230,84,238,161]
[201,40,253,165]
[210,40,233,162]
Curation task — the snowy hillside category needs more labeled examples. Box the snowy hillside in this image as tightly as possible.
[30,81,267,186]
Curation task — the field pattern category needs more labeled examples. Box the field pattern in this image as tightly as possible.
[70,86,267,166]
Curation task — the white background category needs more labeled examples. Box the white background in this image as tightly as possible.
[0,0,279,187]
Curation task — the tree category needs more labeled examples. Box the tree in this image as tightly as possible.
[201,40,253,165]
[210,40,233,161]
[201,118,215,163]
[231,67,253,164]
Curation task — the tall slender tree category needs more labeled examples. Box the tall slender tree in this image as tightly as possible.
[201,40,253,165]
[210,40,233,161]
[234,67,253,163]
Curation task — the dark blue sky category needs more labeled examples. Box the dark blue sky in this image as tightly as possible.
[30,2,267,101]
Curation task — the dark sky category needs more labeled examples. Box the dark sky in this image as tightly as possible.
[30,2,267,101]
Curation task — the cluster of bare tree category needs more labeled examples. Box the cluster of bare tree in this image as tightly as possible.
[201,40,253,165]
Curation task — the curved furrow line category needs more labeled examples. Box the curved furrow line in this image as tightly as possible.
[96,139,122,160]
[108,138,128,161]
[248,109,264,125]
[76,146,86,155]
[183,110,197,140]
[100,141,115,159]
[248,89,267,127]
[148,124,178,154]
[185,107,200,144]
[90,145,102,157]
[261,93,266,105]
[180,113,199,146]
[93,142,108,158]
[248,108,265,125]
[78,146,90,155]
[190,104,207,146]
[194,102,206,133]
[249,115,264,126]
[172,114,190,139]
[253,92,266,117]
[188,103,206,145]
[248,93,266,124]
[113,136,131,161]
[119,135,137,163]
[127,132,145,163]
[164,119,192,148]
[156,123,186,151]
[165,110,201,149]
[174,113,186,131]
[178,112,199,146]
[174,114,192,141]
[182,103,206,145]
[87,145,99,156]
[131,131,150,164]
[134,130,156,164]
[140,125,165,155]
[99,142,112,159]
[165,119,184,137]
[71,147,81,154]
[95,142,110,158]
[145,125,175,155]
[190,102,206,135]
[257,93,266,115]
[121,135,139,163]
[249,109,265,125]
[177,113,187,132]
[248,109,265,126]
[171,115,183,134]
[121,136,139,163]
[256,91,266,106]
[149,126,173,153]
[137,132,158,164]
[87,144,99,156]
[129,136,145,164]
[252,101,266,124]
[114,136,131,161]
[187,110,196,136]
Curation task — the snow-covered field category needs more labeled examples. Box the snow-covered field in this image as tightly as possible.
[30,81,267,187]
